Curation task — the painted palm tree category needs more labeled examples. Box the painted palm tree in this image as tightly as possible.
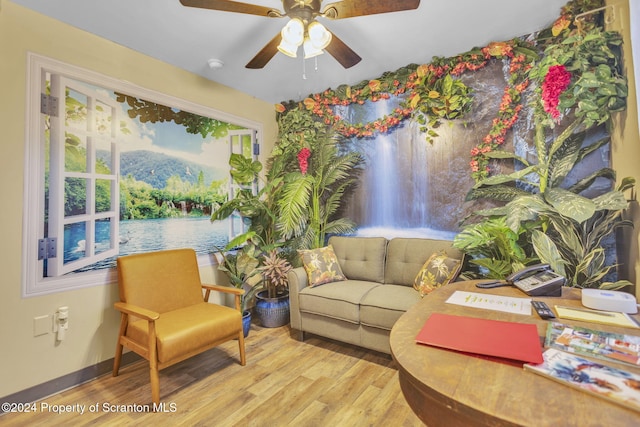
[275,126,363,250]
[212,124,362,257]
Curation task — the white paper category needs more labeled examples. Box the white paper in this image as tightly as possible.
[445,290,531,315]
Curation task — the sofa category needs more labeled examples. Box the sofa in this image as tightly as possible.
[288,236,463,354]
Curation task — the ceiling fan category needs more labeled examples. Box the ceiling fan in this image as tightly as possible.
[179,0,421,69]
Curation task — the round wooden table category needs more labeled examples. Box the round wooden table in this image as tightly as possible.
[390,280,640,426]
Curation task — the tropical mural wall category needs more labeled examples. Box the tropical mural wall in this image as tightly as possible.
[256,0,634,288]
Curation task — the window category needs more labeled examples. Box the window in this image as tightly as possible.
[227,130,260,239]
[47,75,121,277]
[22,54,262,296]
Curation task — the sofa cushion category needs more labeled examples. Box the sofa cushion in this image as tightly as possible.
[298,280,380,323]
[360,285,421,330]
[385,238,462,286]
[299,245,347,287]
[414,251,463,296]
[328,236,387,283]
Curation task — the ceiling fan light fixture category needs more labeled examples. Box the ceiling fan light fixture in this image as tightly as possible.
[278,17,304,58]
[281,17,304,45]
[303,37,324,59]
[278,39,300,58]
[307,21,331,49]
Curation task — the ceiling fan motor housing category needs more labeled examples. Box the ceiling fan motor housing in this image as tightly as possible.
[283,0,322,23]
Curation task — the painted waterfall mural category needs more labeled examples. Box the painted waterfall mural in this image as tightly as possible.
[338,59,611,241]
[340,62,530,238]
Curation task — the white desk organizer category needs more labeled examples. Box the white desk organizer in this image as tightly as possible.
[582,288,638,314]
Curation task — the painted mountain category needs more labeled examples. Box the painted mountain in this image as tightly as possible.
[101,150,227,188]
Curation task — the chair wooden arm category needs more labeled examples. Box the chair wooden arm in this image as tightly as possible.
[202,284,244,312]
[114,301,160,321]
[202,284,245,296]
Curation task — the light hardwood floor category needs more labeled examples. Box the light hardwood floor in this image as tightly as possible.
[1,324,423,426]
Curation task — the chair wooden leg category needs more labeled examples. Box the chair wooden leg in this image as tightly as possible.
[148,321,160,405]
[238,329,246,366]
[150,363,160,405]
[113,313,128,376]
[113,342,123,377]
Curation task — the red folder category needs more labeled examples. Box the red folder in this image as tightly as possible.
[415,313,544,364]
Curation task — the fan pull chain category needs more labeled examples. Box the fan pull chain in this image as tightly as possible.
[302,56,321,80]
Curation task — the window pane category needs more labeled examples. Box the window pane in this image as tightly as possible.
[241,134,253,157]
[64,177,87,217]
[65,132,87,173]
[95,179,111,213]
[95,100,113,136]
[66,88,88,132]
[95,218,112,255]
[64,222,87,264]
[95,139,113,174]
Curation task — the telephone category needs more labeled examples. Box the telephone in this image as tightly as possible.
[506,264,565,297]
[475,264,565,296]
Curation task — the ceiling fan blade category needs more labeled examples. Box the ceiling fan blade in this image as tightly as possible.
[324,32,361,68]
[179,0,281,17]
[246,33,282,69]
[322,0,420,19]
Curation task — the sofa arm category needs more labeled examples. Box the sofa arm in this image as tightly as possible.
[288,267,308,330]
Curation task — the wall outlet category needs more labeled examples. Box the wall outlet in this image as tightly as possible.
[33,315,51,336]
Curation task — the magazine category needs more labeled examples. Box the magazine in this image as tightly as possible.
[545,322,640,367]
[525,348,640,412]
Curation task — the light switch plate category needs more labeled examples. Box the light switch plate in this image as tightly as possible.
[34,315,50,336]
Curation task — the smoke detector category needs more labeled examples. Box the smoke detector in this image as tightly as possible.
[207,59,224,70]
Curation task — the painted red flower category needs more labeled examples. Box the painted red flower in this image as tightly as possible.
[297,147,311,175]
[541,65,571,120]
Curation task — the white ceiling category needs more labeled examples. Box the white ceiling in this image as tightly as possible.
[11,0,569,104]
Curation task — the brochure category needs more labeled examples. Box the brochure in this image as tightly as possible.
[545,322,640,367]
[525,348,640,412]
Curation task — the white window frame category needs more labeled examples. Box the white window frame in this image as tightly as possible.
[48,75,121,276]
[227,129,259,240]
[22,53,263,297]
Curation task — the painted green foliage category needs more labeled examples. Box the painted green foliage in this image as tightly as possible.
[458,1,634,289]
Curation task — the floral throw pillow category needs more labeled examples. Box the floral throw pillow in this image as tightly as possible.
[413,251,462,297]
[299,245,346,287]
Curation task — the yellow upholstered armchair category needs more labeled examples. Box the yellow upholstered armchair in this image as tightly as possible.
[113,248,246,404]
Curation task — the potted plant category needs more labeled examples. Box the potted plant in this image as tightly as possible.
[254,250,293,328]
[214,233,262,337]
